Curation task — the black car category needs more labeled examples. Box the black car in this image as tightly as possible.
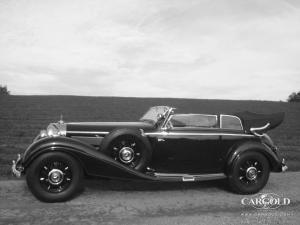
[12,106,287,202]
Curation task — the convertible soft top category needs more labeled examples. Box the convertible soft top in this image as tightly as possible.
[234,111,285,132]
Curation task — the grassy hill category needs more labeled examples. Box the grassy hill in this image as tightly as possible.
[0,95,299,177]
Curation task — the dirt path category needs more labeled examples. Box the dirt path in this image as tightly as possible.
[0,172,299,225]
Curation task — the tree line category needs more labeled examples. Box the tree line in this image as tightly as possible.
[0,84,299,102]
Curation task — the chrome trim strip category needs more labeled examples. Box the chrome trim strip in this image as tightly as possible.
[67,131,109,135]
[154,172,225,177]
[68,131,253,137]
[72,136,104,139]
[250,123,270,137]
[145,131,254,137]
[220,114,243,130]
[67,122,137,125]
[250,123,270,132]
[154,172,226,181]
[155,172,195,177]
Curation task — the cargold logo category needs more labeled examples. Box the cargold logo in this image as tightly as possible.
[241,193,290,209]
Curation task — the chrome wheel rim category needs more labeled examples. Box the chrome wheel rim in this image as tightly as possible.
[119,147,134,163]
[39,160,72,193]
[48,169,64,185]
[111,136,141,168]
[246,166,258,180]
[239,159,262,184]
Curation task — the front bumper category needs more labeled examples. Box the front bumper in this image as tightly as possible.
[12,154,24,178]
[282,158,288,172]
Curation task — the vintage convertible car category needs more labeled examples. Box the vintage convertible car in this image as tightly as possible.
[12,106,287,202]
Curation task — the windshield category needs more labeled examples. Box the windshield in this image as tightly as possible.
[140,106,171,124]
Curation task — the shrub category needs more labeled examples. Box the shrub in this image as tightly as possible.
[0,85,10,96]
[287,91,300,102]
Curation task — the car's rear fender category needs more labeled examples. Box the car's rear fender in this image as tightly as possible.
[226,140,283,173]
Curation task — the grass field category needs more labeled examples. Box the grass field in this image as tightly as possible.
[0,95,299,178]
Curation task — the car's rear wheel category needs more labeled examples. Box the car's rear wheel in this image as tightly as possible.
[26,152,84,202]
[228,151,270,194]
[101,129,152,171]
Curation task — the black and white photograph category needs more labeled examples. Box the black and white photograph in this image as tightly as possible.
[0,0,300,224]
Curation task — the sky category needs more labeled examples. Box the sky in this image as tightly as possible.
[0,0,300,101]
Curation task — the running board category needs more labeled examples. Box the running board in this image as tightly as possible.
[153,172,226,182]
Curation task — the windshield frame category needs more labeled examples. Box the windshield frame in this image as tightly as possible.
[140,106,174,128]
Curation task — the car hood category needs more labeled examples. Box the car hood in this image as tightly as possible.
[66,121,156,133]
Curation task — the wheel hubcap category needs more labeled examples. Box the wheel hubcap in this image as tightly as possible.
[111,137,141,168]
[39,160,72,193]
[48,169,64,185]
[119,147,134,163]
[239,159,262,184]
[246,166,258,181]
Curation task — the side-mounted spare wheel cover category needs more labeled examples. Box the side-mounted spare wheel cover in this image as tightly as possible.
[100,128,152,171]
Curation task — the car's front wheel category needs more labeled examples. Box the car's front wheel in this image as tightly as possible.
[26,152,84,202]
[228,151,270,194]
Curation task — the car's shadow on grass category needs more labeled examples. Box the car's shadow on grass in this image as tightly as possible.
[83,177,229,193]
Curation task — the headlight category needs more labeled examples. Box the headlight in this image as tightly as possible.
[46,123,66,137]
[47,124,59,137]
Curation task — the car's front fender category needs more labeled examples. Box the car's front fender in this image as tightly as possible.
[21,136,154,180]
[22,136,96,167]
[226,140,283,173]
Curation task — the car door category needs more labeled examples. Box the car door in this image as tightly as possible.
[150,114,224,174]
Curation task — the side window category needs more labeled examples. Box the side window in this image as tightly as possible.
[170,114,218,128]
[221,115,243,130]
